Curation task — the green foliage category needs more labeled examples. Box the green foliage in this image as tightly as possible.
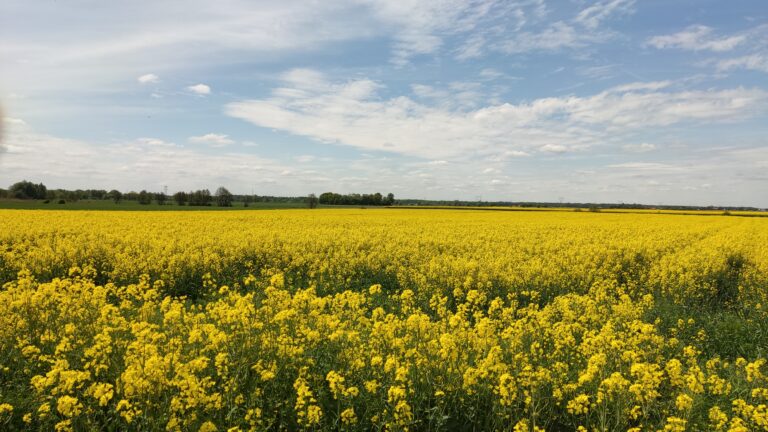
[319,191,395,206]
[8,180,47,200]
[215,187,233,207]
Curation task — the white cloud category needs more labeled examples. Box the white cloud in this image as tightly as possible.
[717,54,768,73]
[3,117,27,126]
[647,25,746,52]
[540,144,569,154]
[4,118,767,206]
[607,162,680,171]
[187,83,211,95]
[504,150,530,158]
[295,155,316,163]
[227,69,768,160]
[137,73,159,84]
[0,120,295,193]
[610,81,672,93]
[189,133,234,147]
[499,21,592,53]
[494,0,636,56]
[136,137,179,147]
[622,143,656,153]
[574,0,634,30]
[361,0,517,65]
[479,68,503,80]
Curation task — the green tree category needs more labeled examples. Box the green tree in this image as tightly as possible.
[108,189,123,204]
[307,193,318,209]
[173,191,188,206]
[215,187,233,207]
[189,189,212,206]
[9,180,47,199]
[138,190,151,205]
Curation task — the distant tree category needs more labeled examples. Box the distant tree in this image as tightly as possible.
[108,189,123,204]
[189,189,212,206]
[87,189,107,200]
[138,190,152,205]
[216,187,233,207]
[155,192,167,206]
[65,190,80,202]
[0,188,7,199]
[318,191,393,206]
[307,193,318,209]
[9,180,47,199]
[173,191,188,206]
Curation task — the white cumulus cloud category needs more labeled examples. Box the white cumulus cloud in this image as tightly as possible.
[137,73,159,84]
[187,83,211,95]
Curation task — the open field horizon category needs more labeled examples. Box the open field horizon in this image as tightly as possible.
[1,198,766,217]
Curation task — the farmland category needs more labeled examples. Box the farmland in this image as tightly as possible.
[0,209,767,431]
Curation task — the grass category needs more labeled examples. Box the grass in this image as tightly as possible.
[0,199,312,211]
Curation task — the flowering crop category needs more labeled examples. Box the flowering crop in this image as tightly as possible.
[0,209,767,431]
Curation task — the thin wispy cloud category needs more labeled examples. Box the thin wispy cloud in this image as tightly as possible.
[647,25,746,52]
[717,54,768,73]
[189,133,234,147]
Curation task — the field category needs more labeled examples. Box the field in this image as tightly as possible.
[0,199,307,211]
[1,209,767,431]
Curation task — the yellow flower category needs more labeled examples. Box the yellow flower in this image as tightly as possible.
[567,394,590,415]
[341,407,357,425]
[663,416,687,432]
[88,382,114,407]
[56,396,82,418]
[675,394,693,412]
[199,421,218,432]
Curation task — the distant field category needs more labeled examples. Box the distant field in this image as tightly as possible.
[391,205,768,217]
[0,199,308,210]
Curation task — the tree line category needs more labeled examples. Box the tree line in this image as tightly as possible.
[0,181,399,209]
[318,192,395,206]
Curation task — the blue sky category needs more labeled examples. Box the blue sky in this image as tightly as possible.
[1,0,767,206]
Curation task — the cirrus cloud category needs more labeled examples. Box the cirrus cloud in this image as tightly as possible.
[646,25,745,52]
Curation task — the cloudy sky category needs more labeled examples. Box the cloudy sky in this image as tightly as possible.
[1,0,767,206]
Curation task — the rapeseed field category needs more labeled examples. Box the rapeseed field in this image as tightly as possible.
[0,209,766,431]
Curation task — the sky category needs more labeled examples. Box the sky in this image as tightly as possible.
[1,0,767,206]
